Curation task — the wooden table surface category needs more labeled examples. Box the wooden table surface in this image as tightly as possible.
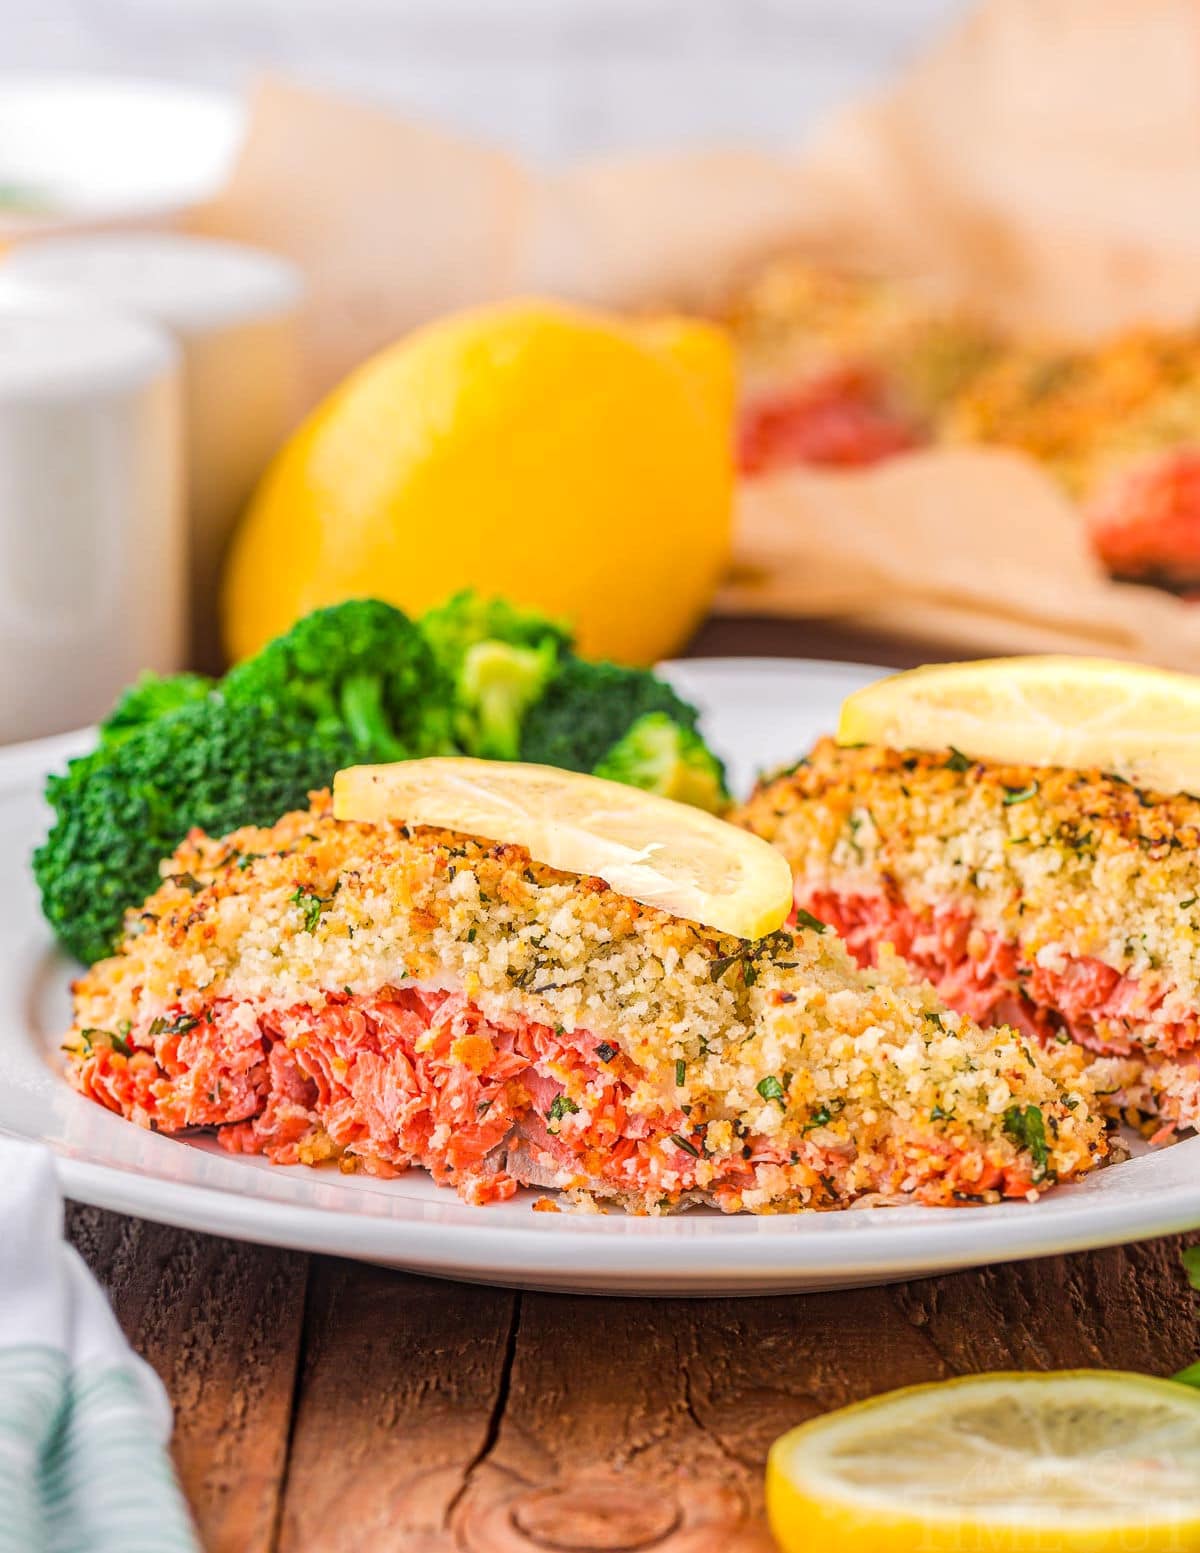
[67,617,1200,1553]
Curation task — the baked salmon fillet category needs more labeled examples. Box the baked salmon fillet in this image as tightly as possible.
[727,259,999,476]
[738,739,1200,1138]
[64,791,1107,1212]
[728,258,1200,591]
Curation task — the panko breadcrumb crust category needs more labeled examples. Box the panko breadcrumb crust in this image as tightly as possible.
[738,738,1200,1129]
[65,791,1108,1212]
[726,258,999,418]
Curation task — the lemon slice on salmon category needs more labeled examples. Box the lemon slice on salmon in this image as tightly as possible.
[767,1371,1200,1553]
[333,757,792,940]
[838,655,1200,794]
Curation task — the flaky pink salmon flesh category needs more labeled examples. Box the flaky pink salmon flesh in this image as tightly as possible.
[804,890,1200,1140]
[68,982,1053,1211]
[1085,448,1200,589]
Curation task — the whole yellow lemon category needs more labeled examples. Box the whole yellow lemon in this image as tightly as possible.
[221,300,734,666]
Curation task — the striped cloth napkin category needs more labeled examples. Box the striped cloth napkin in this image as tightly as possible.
[0,1138,198,1553]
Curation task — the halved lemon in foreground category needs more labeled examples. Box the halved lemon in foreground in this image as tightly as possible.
[333,757,793,940]
[767,1371,1200,1553]
[838,655,1200,795]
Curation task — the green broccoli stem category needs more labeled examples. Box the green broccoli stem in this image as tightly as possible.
[460,640,558,760]
[475,694,524,761]
[340,674,404,760]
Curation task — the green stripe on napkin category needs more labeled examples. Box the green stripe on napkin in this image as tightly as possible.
[0,1347,197,1553]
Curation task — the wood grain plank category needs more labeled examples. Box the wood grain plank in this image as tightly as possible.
[73,1216,1199,1553]
[66,1204,307,1553]
[888,1233,1200,1379]
[452,1288,775,1552]
[449,1282,935,1552]
[446,1235,1200,1553]
[276,1257,517,1553]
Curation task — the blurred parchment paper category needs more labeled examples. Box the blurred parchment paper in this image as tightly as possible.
[729,449,1200,671]
[189,80,530,397]
[796,0,1200,336]
[192,1,1200,669]
[191,79,810,401]
[723,0,1200,663]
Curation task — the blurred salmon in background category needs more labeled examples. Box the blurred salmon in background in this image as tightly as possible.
[728,258,1200,595]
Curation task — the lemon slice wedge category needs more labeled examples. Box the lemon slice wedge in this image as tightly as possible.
[838,655,1200,794]
[767,1371,1200,1553]
[333,757,793,940]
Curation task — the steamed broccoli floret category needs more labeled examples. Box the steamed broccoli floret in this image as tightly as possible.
[35,593,733,965]
[457,638,560,759]
[420,595,731,803]
[519,657,703,774]
[224,598,452,759]
[421,591,573,758]
[34,697,360,965]
[594,712,728,812]
[422,591,575,664]
[35,599,452,964]
[99,671,215,747]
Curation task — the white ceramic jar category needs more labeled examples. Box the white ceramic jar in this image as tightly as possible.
[0,234,304,667]
[0,293,184,743]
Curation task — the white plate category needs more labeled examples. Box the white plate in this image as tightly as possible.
[2,659,1199,1295]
